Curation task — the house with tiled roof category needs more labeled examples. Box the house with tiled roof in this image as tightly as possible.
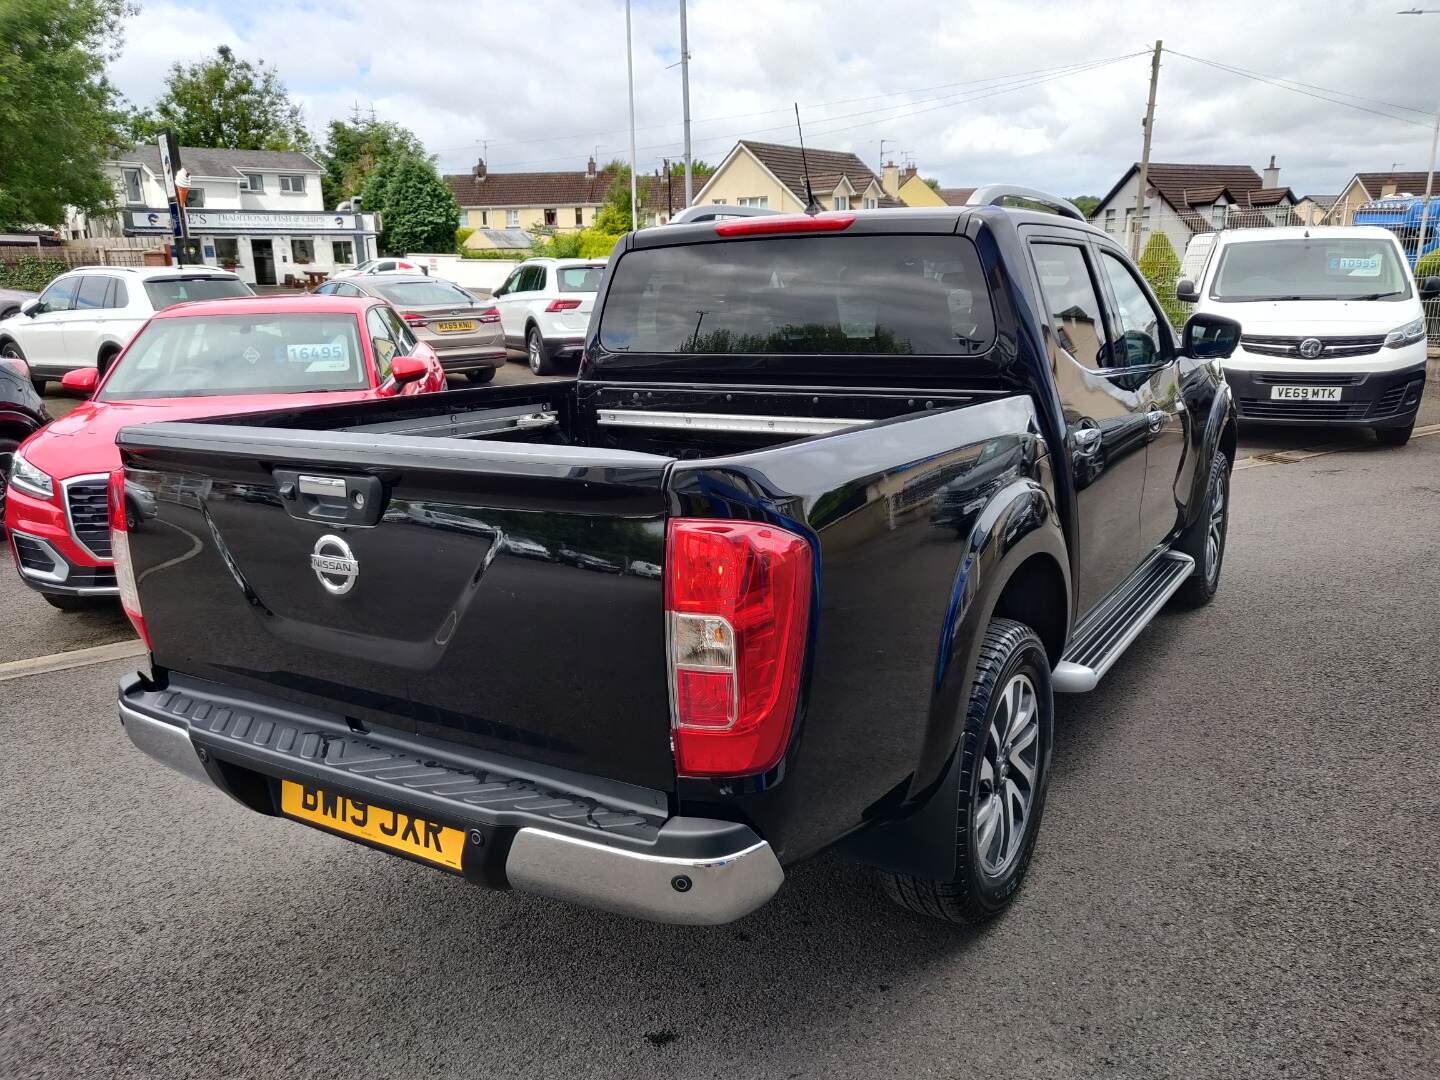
[1089,156,1298,254]
[692,140,899,213]
[1325,171,1436,225]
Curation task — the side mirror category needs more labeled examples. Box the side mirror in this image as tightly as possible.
[1175,278,1200,303]
[19,298,40,317]
[389,356,427,387]
[61,368,100,395]
[1419,276,1440,300]
[1180,312,1242,360]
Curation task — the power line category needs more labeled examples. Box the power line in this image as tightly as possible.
[1164,48,1433,127]
[438,53,1145,162]
[473,52,1144,172]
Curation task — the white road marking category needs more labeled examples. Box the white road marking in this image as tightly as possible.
[0,638,146,682]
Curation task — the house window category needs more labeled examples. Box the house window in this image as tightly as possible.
[505,209,519,228]
[574,208,584,226]
[122,168,143,204]
[332,240,354,265]
[862,197,877,209]
[185,187,206,209]
[479,210,488,227]
[1103,209,1117,233]
[543,208,557,227]
[279,174,306,194]
[213,238,239,267]
[1212,204,1227,228]
[737,196,769,208]
[292,238,315,263]
[833,196,849,211]
[712,199,727,205]
[241,173,264,192]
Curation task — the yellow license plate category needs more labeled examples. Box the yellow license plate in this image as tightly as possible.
[280,781,466,871]
[434,320,477,333]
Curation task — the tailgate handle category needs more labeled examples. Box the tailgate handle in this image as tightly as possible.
[274,469,387,526]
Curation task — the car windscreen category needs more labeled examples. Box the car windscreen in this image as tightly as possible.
[598,234,995,355]
[143,276,253,309]
[1209,238,1411,301]
[373,280,475,307]
[99,313,368,400]
[558,265,605,293]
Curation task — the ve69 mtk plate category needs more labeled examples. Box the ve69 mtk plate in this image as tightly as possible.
[1270,385,1342,401]
[280,781,466,870]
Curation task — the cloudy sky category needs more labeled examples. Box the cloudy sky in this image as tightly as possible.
[106,0,1436,200]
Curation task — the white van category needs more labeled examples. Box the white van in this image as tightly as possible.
[1177,226,1436,445]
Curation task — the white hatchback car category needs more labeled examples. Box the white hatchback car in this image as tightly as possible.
[489,257,606,374]
[0,265,252,392]
[329,257,429,281]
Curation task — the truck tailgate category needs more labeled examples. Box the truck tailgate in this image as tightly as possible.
[118,423,678,791]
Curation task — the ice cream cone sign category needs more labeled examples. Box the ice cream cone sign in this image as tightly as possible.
[175,168,192,207]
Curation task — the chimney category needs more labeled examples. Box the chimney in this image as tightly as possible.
[881,160,900,197]
[1382,180,1398,196]
[473,158,486,181]
[901,164,918,186]
[1262,154,1279,189]
[586,156,597,180]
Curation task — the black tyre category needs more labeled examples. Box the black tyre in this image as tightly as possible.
[1174,449,1230,608]
[1,341,39,393]
[465,367,497,384]
[42,592,111,612]
[1375,423,1413,447]
[881,618,1053,926]
[97,347,119,379]
[526,325,557,375]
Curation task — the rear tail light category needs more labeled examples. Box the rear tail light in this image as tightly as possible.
[108,469,151,650]
[544,299,582,312]
[477,306,501,324]
[714,212,855,237]
[665,520,812,777]
[401,312,428,327]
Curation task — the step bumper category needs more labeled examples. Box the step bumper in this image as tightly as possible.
[117,671,783,925]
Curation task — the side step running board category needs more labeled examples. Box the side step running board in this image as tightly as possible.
[1053,550,1195,693]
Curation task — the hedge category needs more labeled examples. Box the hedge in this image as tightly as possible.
[0,254,71,293]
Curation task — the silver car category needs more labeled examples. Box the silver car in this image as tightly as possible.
[315,274,505,382]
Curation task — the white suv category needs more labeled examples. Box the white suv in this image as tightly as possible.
[329,257,428,280]
[490,258,606,373]
[0,266,252,392]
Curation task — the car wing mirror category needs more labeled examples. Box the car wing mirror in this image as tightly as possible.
[389,355,427,387]
[19,298,40,317]
[1180,312,1242,360]
[1419,276,1440,300]
[61,367,99,395]
[1175,277,1200,303]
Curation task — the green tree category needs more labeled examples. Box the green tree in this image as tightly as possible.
[130,45,312,151]
[923,177,941,191]
[0,0,133,229]
[1070,195,1100,217]
[363,153,458,254]
[318,115,427,210]
[1138,232,1189,327]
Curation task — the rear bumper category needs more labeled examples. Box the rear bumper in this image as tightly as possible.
[431,346,507,374]
[117,671,782,924]
[1224,362,1426,427]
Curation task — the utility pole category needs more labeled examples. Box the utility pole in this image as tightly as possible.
[1131,39,1162,259]
[625,0,638,230]
[1400,10,1437,267]
[679,0,693,206]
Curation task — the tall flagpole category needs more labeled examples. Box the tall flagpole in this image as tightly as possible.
[626,0,638,230]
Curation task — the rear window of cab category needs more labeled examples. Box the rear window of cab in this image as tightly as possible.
[598,234,995,356]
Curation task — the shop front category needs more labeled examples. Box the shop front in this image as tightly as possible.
[122,208,378,286]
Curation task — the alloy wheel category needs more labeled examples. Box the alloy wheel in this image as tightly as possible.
[975,673,1040,878]
[1205,466,1227,586]
[528,334,542,373]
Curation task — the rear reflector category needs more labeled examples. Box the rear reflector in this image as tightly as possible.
[714,213,855,237]
[108,469,151,651]
[545,298,583,312]
[665,520,812,777]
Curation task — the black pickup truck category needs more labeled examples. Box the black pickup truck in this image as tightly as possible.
[112,189,1242,926]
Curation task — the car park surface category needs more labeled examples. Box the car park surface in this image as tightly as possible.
[3,428,1437,1079]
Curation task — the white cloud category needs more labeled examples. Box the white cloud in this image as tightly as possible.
[107,0,1436,199]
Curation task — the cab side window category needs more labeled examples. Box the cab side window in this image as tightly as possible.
[366,307,398,380]
[38,276,79,314]
[1029,242,1110,371]
[1098,251,1173,369]
[75,276,111,310]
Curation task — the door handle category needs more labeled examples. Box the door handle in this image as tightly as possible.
[1146,409,1165,433]
[1073,427,1102,453]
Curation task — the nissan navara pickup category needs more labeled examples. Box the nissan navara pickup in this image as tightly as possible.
[111,188,1242,926]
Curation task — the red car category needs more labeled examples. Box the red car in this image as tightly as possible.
[5,294,445,609]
